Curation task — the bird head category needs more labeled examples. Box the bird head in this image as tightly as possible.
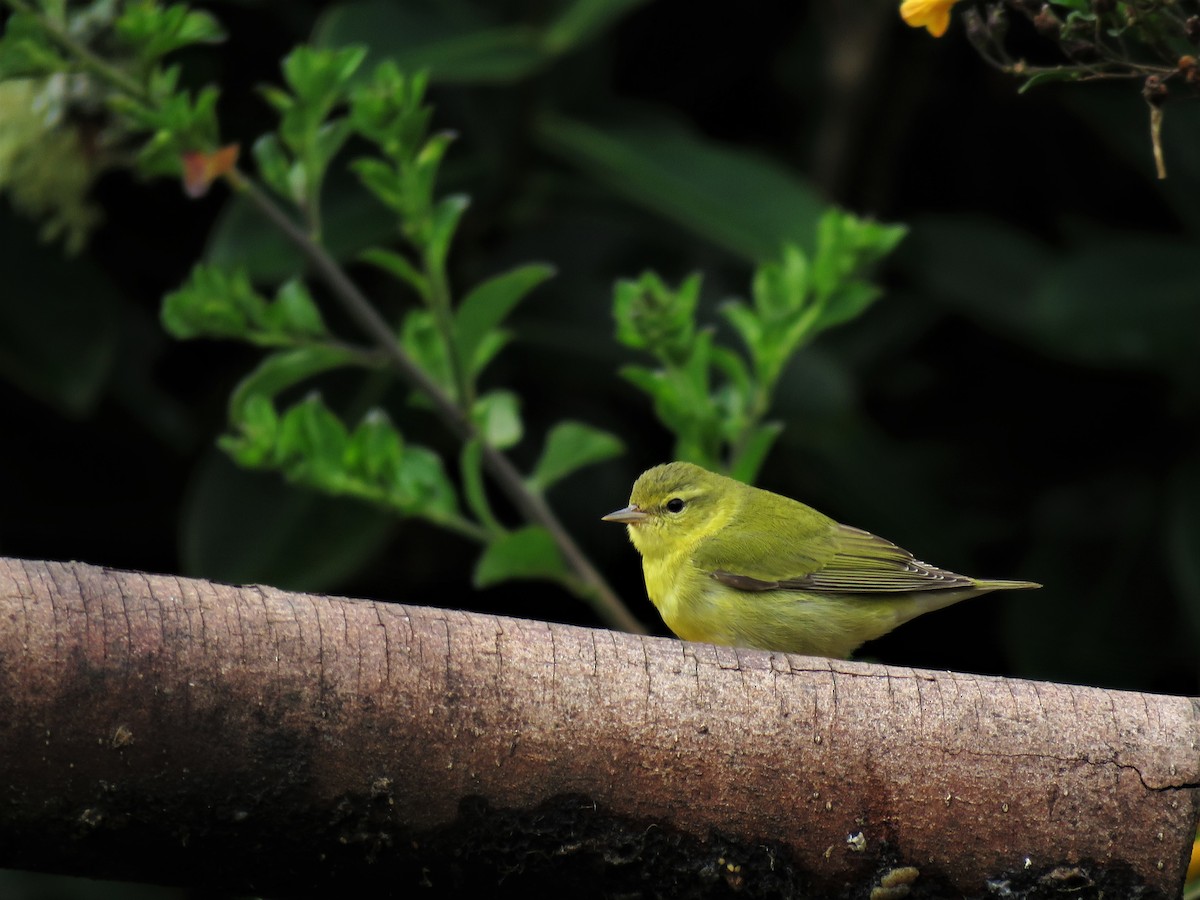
[602,462,730,559]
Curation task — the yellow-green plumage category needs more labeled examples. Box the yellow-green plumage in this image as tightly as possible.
[603,462,1039,659]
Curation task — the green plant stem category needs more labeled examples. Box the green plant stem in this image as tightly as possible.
[425,510,490,543]
[234,173,645,635]
[2,0,149,101]
[426,261,473,407]
[5,0,643,634]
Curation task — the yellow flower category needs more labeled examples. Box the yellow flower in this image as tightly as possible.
[899,0,960,37]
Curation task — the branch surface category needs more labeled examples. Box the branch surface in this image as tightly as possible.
[0,557,1196,897]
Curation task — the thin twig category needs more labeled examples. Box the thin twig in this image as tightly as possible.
[233,175,645,634]
[2,0,149,100]
[1,0,644,633]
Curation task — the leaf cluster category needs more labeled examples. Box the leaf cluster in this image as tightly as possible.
[148,34,627,599]
[614,210,906,482]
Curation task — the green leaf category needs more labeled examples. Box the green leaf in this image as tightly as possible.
[227,345,363,425]
[400,310,454,395]
[537,115,823,262]
[252,133,295,202]
[315,1,547,84]
[281,44,368,107]
[161,265,258,340]
[810,281,881,335]
[901,214,1051,332]
[720,300,763,358]
[161,265,329,346]
[360,246,430,298]
[456,263,555,377]
[348,62,432,158]
[612,271,700,361]
[351,157,403,212]
[205,168,396,281]
[459,438,502,534]
[220,393,279,467]
[344,408,404,481]
[709,346,753,408]
[116,3,226,61]
[389,444,460,521]
[541,0,651,54]
[527,421,624,493]
[424,193,469,272]
[311,118,356,176]
[276,393,350,481]
[810,210,906,304]
[728,422,783,484]
[173,8,225,46]
[473,526,569,587]
[472,390,523,449]
[1018,68,1083,94]
[1023,238,1200,381]
[270,279,327,338]
[0,12,68,78]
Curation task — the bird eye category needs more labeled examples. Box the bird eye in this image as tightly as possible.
[666,498,685,513]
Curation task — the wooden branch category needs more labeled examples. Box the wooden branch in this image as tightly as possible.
[0,557,1196,897]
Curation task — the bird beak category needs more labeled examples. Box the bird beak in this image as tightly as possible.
[602,504,650,525]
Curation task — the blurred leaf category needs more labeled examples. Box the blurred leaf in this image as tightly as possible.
[424,193,469,272]
[728,422,783,484]
[361,246,430,298]
[280,44,367,110]
[542,0,651,53]
[115,3,226,60]
[222,393,279,467]
[400,309,453,395]
[1028,238,1200,383]
[456,262,555,377]
[345,408,403,481]
[181,450,394,591]
[473,525,568,587]
[0,11,68,78]
[808,211,907,333]
[349,63,432,158]
[528,421,624,493]
[228,345,363,423]
[342,410,460,522]
[613,271,700,360]
[223,393,461,523]
[314,1,546,83]
[0,210,119,414]
[902,214,1052,332]
[274,393,350,482]
[162,266,329,346]
[472,390,523,449]
[205,169,395,282]
[537,114,824,262]
[274,279,327,336]
[459,438,502,534]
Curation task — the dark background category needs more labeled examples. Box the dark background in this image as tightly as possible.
[3,0,1199,711]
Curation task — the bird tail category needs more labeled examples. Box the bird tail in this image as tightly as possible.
[973,578,1041,591]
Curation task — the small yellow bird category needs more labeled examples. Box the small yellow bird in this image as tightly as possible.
[603,462,1040,659]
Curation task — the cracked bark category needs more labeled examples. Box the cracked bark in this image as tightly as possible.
[0,557,1197,898]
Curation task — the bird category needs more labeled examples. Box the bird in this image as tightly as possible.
[602,461,1040,659]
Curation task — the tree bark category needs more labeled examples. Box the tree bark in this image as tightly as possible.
[0,556,1196,898]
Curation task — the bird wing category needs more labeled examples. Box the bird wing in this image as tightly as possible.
[709,523,973,594]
